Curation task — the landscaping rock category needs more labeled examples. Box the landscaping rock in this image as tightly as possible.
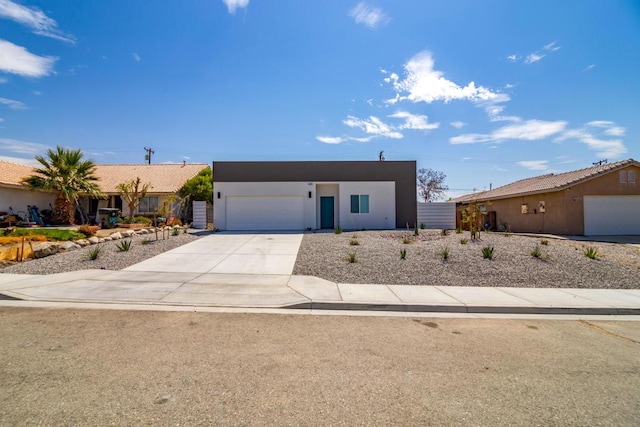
[110,232,122,240]
[33,242,60,259]
[98,238,106,243]
[103,237,113,242]
[88,236,100,245]
[75,239,90,247]
[122,230,135,237]
[139,229,149,234]
[60,241,81,251]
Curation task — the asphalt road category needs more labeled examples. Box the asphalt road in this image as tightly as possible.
[1,308,639,426]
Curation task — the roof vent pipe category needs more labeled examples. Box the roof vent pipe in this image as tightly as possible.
[490,183,492,190]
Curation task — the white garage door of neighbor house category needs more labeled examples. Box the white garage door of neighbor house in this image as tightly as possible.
[584,196,640,235]
[226,196,304,231]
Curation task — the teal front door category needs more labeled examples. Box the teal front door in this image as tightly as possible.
[320,197,334,229]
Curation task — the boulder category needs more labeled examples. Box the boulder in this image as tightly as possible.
[75,239,90,247]
[33,242,60,259]
[139,229,149,234]
[88,236,100,245]
[103,237,113,241]
[60,241,81,251]
[110,232,122,240]
[122,229,135,237]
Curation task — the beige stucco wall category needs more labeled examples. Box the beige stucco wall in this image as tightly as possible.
[0,186,56,216]
[457,165,640,235]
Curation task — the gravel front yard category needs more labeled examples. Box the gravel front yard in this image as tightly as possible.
[0,231,201,275]
[293,230,640,289]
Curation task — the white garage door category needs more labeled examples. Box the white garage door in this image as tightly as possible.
[226,196,304,231]
[584,196,640,235]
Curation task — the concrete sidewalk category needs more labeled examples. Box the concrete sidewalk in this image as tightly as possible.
[1,270,639,315]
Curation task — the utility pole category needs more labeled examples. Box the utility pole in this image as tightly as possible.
[592,159,608,166]
[144,147,154,164]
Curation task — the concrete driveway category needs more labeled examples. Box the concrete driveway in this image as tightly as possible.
[124,232,304,275]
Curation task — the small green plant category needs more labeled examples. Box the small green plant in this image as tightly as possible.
[530,244,548,260]
[414,223,419,236]
[87,245,102,260]
[172,227,180,236]
[400,248,407,260]
[584,246,600,260]
[349,239,360,246]
[334,226,343,234]
[402,236,413,244]
[347,252,357,263]
[116,239,132,252]
[420,223,426,229]
[540,239,549,246]
[439,245,450,261]
[460,237,468,245]
[481,245,495,260]
[455,227,462,234]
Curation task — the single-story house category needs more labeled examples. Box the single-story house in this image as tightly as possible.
[81,163,209,220]
[213,160,417,231]
[0,161,56,218]
[452,158,640,236]
[0,160,209,222]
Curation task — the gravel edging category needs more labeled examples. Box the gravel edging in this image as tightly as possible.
[0,232,201,275]
[293,230,640,289]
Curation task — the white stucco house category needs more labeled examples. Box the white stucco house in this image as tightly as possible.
[212,160,417,231]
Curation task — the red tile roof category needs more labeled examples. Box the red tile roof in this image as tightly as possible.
[453,158,639,203]
[0,161,209,194]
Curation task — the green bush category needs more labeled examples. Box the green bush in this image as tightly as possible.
[439,245,450,261]
[400,249,407,260]
[420,223,426,229]
[9,228,84,241]
[334,226,343,234]
[87,245,102,260]
[540,239,549,246]
[584,246,599,260]
[346,252,357,263]
[482,245,495,260]
[116,239,132,252]
[455,227,463,234]
[460,238,468,245]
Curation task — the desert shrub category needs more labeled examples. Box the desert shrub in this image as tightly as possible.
[334,226,343,234]
[530,244,549,260]
[585,246,599,260]
[87,245,102,260]
[78,224,100,237]
[402,236,413,244]
[482,245,495,260]
[420,223,426,229]
[349,239,360,246]
[414,223,419,236]
[455,227,462,234]
[439,246,450,261]
[441,229,449,236]
[400,249,407,260]
[460,238,468,245]
[346,252,357,263]
[540,239,549,246]
[116,239,132,252]
[172,227,180,236]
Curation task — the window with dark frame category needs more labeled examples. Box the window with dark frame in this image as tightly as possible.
[350,194,369,213]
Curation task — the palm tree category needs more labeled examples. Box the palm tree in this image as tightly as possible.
[22,146,105,225]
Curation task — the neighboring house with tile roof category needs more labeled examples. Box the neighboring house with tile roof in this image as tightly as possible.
[452,159,640,236]
[0,160,210,224]
[0,161,56,220]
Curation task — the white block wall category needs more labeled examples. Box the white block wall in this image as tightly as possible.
[417,202,456,229]
[192,200,207,229]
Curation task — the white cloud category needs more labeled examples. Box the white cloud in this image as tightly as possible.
[525,53,545,64]
[0,0,75,43]
[133,52,141,62]
[450,121,466,129]
[32,90,42,96]
[0,96,26,110]
[0,39,57,77]
[0,137,48,155]
[583,64,596,72]
[222,0,249,14]
[517,160,549,171]
[349,2,389,29]
[388,111,439,131]
[316,135,346,144]
[0,76,7,84]
[450,120,567,145]
[523,41,560,65]
[383,51,508,105]
[555,121,628,158]
[507,54,518,62]
[343,115,403,139]
[486,105,521,122]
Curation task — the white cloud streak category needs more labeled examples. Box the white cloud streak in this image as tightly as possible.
[0,0,75,43]
[450,120,567,145]
[316,136,346,144]
[383,51,508,105]
[133,53,141,62]
[0,96,26,110]
[555,121,627,158]
[517,160,549,171]
[387,111,439,131]
[450,121,466,129]
[343,115,403,139]
[349,2,388,29]
[0,137,48,155]
[222,0,249,14]
[0,39,57,77]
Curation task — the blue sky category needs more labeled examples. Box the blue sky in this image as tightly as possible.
[1,0,639,197]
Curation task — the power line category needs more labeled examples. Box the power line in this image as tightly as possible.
[144,147,155,164]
